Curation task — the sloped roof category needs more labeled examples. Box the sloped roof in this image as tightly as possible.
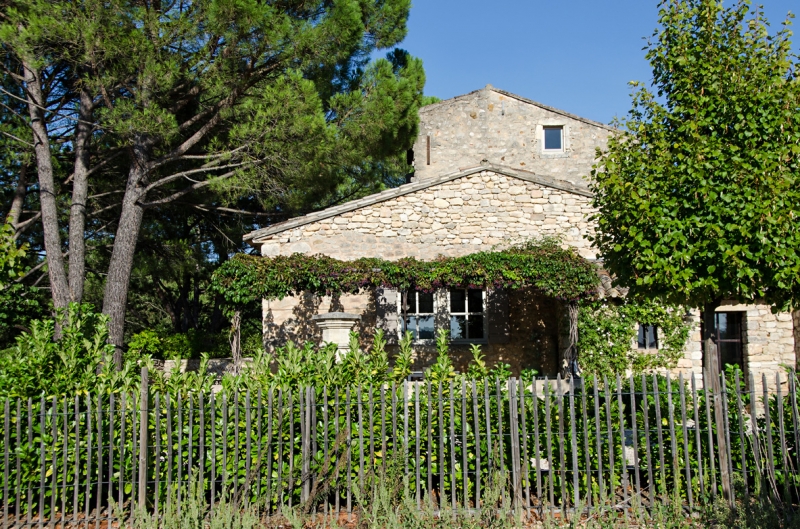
[420,84,617,133]
[244,162,593,244]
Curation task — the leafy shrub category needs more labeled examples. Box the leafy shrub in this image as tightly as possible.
[128,328,230,360]
[0,303,140,398]
[0,219,47,348]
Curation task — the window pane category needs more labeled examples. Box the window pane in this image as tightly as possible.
[468,289,483,313]
[719,341,742,369]
[715,313,741,341]
[418,292,434,314]
[450,290,466,313]
[400,291,416,314]
[450,315,466,340]
[637,324,646,349]
[544,127,562,150]
[468,315,484,339]
[418,316,435,340]
[404,316,418,340]
[648,326,658,349]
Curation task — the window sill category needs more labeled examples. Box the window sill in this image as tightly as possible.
[450,339,489,345]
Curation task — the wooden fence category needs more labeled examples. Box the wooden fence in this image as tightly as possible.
[1,369,799,527]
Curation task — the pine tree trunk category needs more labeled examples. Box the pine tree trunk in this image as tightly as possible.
[22,59,70,311]
[8,165,27,232]
[102,149,147,367]
[68,88,93,304]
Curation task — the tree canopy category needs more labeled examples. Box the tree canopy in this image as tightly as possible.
[0,0,427,359]
[591,0,800,313]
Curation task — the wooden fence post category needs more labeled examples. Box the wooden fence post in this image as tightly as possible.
[138,367,149,509]
[302,387,311,503]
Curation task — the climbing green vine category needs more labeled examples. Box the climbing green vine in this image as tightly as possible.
[211,238,599,310]
[577,298,691,376]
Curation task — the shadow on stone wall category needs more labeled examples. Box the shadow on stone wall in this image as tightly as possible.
[262,287,560,377]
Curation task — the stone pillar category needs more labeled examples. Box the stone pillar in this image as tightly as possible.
[312,312,361,361]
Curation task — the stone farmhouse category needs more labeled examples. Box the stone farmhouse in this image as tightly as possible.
[243,85,799,384]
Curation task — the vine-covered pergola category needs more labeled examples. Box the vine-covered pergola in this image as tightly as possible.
[211,239,600,375]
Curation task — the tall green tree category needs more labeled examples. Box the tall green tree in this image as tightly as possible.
[591,0,799,423]
[1,0,425,363]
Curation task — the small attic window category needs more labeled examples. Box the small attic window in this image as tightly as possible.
[543,126,563,151]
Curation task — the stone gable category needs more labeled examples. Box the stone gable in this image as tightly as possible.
[412,86,612,190]
[257,169,597,261]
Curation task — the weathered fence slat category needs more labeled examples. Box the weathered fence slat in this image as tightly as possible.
[520,378,531,511]
[472,380,481,509]
[265,389,275,515]
[461,379,468,511]
[569,377,579,512]
[733,371,748,499]
[438,382,446,509]
[615,374,629,511]
[666,373,678,503]
[345,388,352,515]
[653,375,666,500]
[580,379,592,510]
[592,377,604,503]
[763,374,776,493]
[544,378,555,511]
[776,373,789,500]
[704,374,717,499]
[358,384,365,494]
[748,373,761,484]
[603,376,616,506]
[678,374,693,509]
[508,379,521,511]
[449,380,457,511]
[628,375,641,502]
[690,374,704,498]
[289,389,295,509]
[720,374,735,505]
[531,376,542,505]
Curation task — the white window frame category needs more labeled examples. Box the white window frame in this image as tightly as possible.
[448,288,489,344]
[542,125,565,152]
[397,290,437,344]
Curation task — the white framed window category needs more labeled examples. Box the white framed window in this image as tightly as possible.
[637,324,659,350]
[543,126,564,151]
[399,291,435,340]
[449,289,488,343]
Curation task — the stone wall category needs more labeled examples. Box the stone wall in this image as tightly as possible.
[260,170,597,261]
[412,86,612,190]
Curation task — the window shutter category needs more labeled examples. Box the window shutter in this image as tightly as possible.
[487,289,511,344]
[376,288,399,344]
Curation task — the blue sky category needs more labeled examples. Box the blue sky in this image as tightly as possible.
[398,1,797,125]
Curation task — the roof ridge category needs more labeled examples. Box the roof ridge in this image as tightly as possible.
[419,85,617,132]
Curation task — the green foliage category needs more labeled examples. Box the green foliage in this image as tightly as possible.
[467,343,489,380]
[578,298,691,376]
[0,303,139,398]
[0,218,46,348]
[591,0,800,311]
[392,331,414,381]
[425,328,456,384]
[128,329,231,360]
[211,238,599,310]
